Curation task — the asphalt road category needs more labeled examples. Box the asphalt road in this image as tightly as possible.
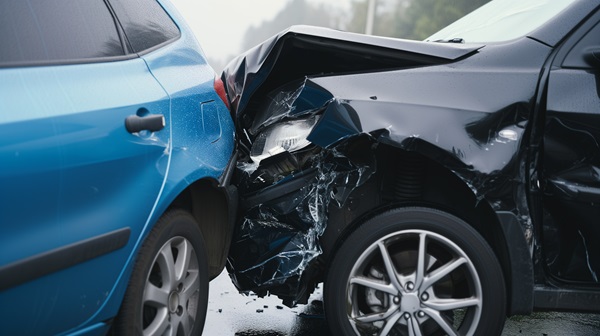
[204,271,600,336]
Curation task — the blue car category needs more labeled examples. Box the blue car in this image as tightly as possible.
[0,1,236,335]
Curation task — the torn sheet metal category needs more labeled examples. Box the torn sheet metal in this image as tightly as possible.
[304,61,542,243]
[228,135,374,307]
[223,25,483,123]
[223,24,593,310]
[226,66,536,305]
[227,79,375,306]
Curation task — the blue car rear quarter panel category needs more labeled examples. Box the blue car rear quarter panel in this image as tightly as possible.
[143,1,235,203]
[77,1,235,332]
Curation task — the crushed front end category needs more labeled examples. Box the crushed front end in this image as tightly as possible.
[227,78,376,306]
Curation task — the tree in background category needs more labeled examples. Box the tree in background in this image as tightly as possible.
[345,0,489,40]
[240,0,490,54]
[344,0,409,37]
[396,0,490,40]
[241,0,341,52]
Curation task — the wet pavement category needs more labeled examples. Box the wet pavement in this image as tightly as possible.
[205,271,600,336]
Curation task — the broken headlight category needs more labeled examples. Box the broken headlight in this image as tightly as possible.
[250,116,320,164]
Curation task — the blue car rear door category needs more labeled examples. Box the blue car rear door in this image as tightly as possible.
[0,1,172,334]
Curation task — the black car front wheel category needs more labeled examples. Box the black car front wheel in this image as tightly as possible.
[325,207,506,336]
[113,209,209,336]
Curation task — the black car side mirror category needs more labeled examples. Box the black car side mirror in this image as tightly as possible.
[583,47,600,68]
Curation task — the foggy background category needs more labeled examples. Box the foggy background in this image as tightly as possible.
[169,0,489,71]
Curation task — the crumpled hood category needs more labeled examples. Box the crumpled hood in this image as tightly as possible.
[222,25,484,121]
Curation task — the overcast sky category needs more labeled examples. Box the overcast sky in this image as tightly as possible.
[169,0,352,63]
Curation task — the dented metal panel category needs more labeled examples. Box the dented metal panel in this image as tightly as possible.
[223,9,600,310]
[223,25,483,122]
[229,147,374,306]
[223,26,549,306]
[228,78,376,305]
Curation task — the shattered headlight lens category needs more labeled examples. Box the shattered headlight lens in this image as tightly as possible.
[250,116,320,164]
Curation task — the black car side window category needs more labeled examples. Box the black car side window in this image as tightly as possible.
[108,0,180,54]
[563,21,600,69]
[0,0,125,67]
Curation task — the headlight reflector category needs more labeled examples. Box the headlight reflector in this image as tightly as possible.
[250,116,319,164]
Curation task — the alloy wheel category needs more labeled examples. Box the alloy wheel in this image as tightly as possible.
[346,229,482,336]
[142,236,200,336]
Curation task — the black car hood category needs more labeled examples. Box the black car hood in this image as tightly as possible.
[222,25,483,121]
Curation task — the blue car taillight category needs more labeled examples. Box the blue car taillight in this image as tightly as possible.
[214,75,230,109]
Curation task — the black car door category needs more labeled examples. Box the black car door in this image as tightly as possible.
[542,13,600,284]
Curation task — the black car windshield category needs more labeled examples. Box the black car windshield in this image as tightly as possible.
[426,0,576,43]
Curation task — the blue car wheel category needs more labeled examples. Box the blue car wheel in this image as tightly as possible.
[113,210,209,336]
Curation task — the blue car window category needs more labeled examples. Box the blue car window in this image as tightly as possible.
[0,0,124,67]
[108,0,180,54]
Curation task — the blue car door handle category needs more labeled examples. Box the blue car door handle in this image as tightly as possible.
[125,114,165,133]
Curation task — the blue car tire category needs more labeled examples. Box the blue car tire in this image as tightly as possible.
[113,209,209,336]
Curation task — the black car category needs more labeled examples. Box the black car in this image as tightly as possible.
[222,0,600,334]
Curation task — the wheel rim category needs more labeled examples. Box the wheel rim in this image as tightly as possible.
[346,229,482,336]
[142,236,200,336]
